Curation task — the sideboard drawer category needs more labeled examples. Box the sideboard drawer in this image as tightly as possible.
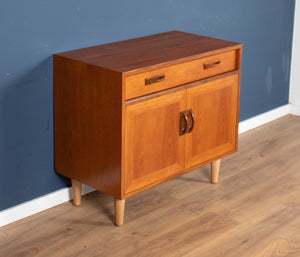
[125,50,237,100]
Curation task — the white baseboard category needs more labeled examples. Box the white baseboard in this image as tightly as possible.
[0,103,297,228]
[0,184,95,227]
[238,104,291,134]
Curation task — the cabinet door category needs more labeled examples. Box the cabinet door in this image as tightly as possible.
[124,90,186,194]
[185,74,239,168]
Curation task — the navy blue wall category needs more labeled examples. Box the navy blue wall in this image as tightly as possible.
[0,0,295,211]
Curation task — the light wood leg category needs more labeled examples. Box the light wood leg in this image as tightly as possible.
[72,179,82,206]
[114,198,125,226]
[211,159,221,184]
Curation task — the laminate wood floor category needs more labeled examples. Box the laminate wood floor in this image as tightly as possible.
[1,114,300,257]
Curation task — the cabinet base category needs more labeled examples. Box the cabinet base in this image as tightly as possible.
[70,159,221,225]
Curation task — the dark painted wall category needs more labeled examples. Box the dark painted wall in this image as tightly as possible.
[0,0,295,211]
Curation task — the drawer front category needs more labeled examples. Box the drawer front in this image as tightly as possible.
[125,50,237,100]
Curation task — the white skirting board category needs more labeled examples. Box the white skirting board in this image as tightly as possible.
[0,103,298,228]
[238,104,291,134]
[0,184,95,227]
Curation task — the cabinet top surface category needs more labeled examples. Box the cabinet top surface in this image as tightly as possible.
[55,31,241,74]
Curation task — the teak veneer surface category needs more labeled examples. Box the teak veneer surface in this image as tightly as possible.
[1,115,300,257]
[54,58,123,199]
[55,31,241,74]
[54,31,242,203]
[125,50,237,99]
[54,31,242,225]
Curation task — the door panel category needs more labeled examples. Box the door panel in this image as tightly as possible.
[124,90,186,194]
[185,74,239,168]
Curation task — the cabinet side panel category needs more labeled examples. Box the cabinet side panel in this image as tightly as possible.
[54,56,122,198]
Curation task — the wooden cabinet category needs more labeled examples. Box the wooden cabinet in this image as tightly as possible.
[54,31,242,226]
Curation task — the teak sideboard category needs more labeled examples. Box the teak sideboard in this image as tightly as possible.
[54,31,242,226]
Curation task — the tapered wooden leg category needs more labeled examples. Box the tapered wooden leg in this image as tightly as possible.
[114,198,125,226]
[72,179,82,206]
[211,159,221,184]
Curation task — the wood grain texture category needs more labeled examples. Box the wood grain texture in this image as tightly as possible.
[1,115,300,257]
[185,74,239,168]
[124,90,186,194]
[123,72,239,197]
[55,31,241,75]
[125,50,236,99]
[54,56,123,199]
[54,31,242,223]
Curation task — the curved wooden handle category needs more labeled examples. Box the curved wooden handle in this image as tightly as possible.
[180,111,188,136]
[145,74,165,85]
[203,60,221,69]
[188,109,195,133]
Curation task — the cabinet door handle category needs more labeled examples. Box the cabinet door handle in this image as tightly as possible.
[180,111,188,136]
[203,60,221,69]
[145,74,165,85]
[187,109,195,133]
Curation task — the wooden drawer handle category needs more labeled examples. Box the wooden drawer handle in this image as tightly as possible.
[203,60,221,69]
[145,74,165,85]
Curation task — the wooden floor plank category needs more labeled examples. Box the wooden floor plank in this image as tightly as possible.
[254,238,300,257]
[1,114,300,257]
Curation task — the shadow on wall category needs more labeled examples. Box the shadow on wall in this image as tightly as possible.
[0,56,68,210]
